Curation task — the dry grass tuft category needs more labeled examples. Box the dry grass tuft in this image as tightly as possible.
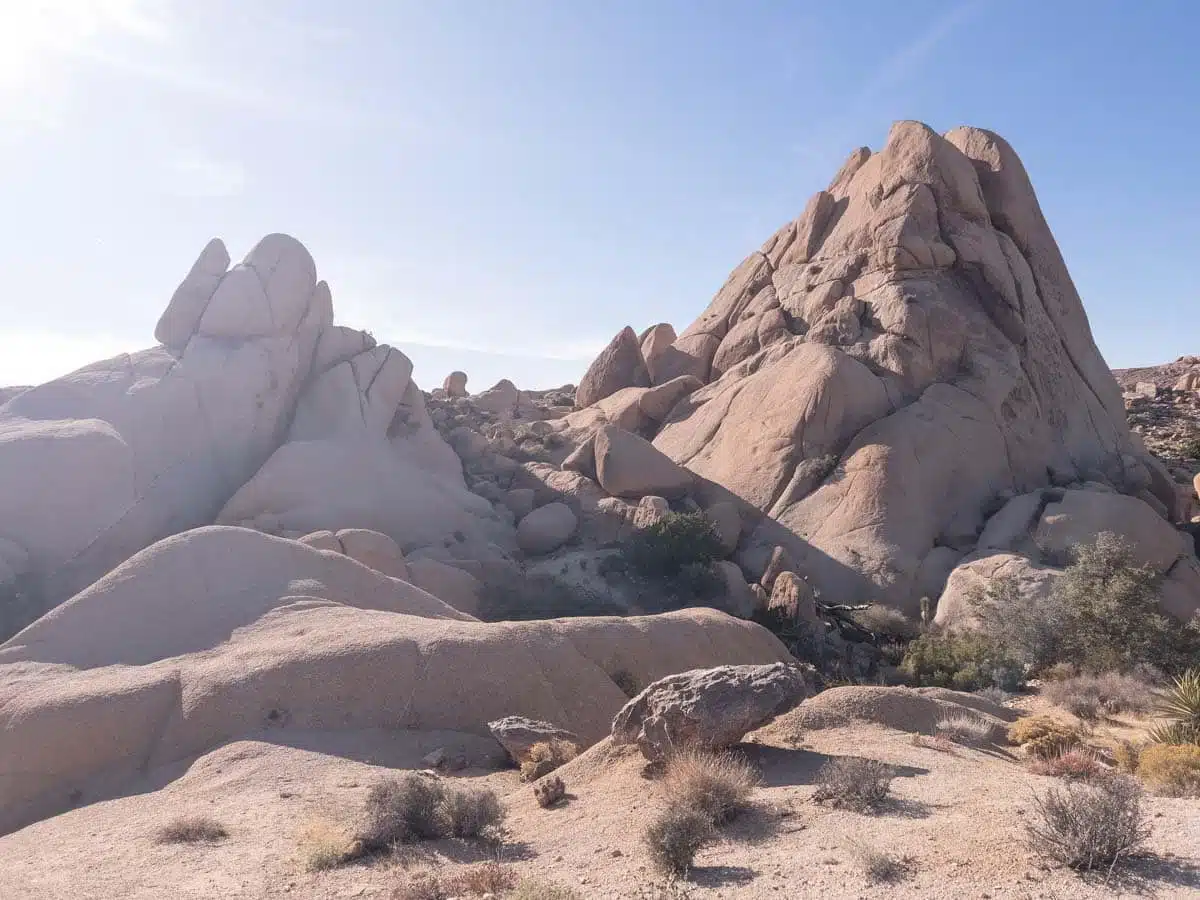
[1029,749,1107,781]
[442,787,506,840]
[154,815,228,844]
[846,837,916,883]
[811,757,894,812]
[391,862,517,899]
[533,775,566,808]
[934,711,994,746]
[298,817,355,872]
[1044,672,1154,721]
[509,878,583,900]
[520,739,579,782]
[1025,775,1149,871]
[1135,743,1200,797]
[664,748,759,825]
[643,806,713,874]
[910,732,955,753]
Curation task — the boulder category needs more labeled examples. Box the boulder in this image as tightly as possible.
[632,495,671,530]
[406,557,483,616]
[502,488,537,520]
[1174,369,1200,392]
[516,502,578,556]
[594,425,693,499]
[486,716,580,764]
[443,371,469,398]
[575,326,651,409]
[933,551,1059,631]
[1034,490,1188,571]
[639,323,677,384]
[610,662,814,760]
[335,528,408,580]
[766,571,819,625]
[713,560,757,618]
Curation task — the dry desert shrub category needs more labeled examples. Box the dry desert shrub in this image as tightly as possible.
[520,739,579,781]
[358,775,506,852]
[533,775,566,808]
[664,748,759,825]
[910,732,955,753]
[298,817,355,872]
[392,862,517,899]
[1007,716,1083,760]
[1135,743,1200,797]
[848,604,921,641]
[976,685,1012,706]
[154,815,228,844]
[1025,775,1149,871]
[846,837,916,883]
[509,879,582,900]
[811,757,894,812]
[934,711,994,746]
[1044,672,1153,721]
[1029,749,1107,781]
[442,786,506,840]
[643,806,713,874]
[1113,739,1144,774]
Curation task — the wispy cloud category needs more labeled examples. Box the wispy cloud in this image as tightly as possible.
[163,150,246,198]
[791,0,988,163]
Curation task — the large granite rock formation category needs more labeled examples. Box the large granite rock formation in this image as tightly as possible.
[572,121,1193,618]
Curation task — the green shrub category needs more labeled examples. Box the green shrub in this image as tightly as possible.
[621,512,724,578]
[972,533,1200,675]
[899,630,1024,692]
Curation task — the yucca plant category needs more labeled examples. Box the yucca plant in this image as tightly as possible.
[1149,668,1200,745]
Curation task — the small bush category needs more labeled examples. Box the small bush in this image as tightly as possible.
[621,512,724,578]
[849,604,921,642]
[533,775,566,808]
[1007,717,1083,760]
[1025,775,1149,871]
[1149,668,1200,744]
[509,879,583,900]
[811,757,894,812]
[973,534,1200,675]
[442,787,506,839]
[155,815,228,844]
[847,837,915,883]
[1136,744,1200,797]
[899,630,1024,692]
[643,807,713,874]
[1030,749,1107,781]
[664,748,759,825]
[360,776,448,849]
[299,818,355,872]
[394,865,517,900]
[934,711,994,746]
[1044,672,1153,720]
[520,739,579,781]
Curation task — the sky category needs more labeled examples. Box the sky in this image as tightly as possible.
[0,1,1196,391]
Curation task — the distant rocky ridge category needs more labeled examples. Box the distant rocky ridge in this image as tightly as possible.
[2,121,1199,836]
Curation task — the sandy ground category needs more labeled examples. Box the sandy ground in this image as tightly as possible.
[1,692,1197,899]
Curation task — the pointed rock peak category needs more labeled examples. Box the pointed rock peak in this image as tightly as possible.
[576,326,651,409]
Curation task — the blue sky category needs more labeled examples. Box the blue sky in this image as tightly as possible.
[0,1,1196,390]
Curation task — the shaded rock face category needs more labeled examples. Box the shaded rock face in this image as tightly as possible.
[610,661,813,760]
[583,122,1153,609]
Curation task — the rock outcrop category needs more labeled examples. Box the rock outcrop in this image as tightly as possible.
[569,121,1190,620]
[0,526,790,834]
